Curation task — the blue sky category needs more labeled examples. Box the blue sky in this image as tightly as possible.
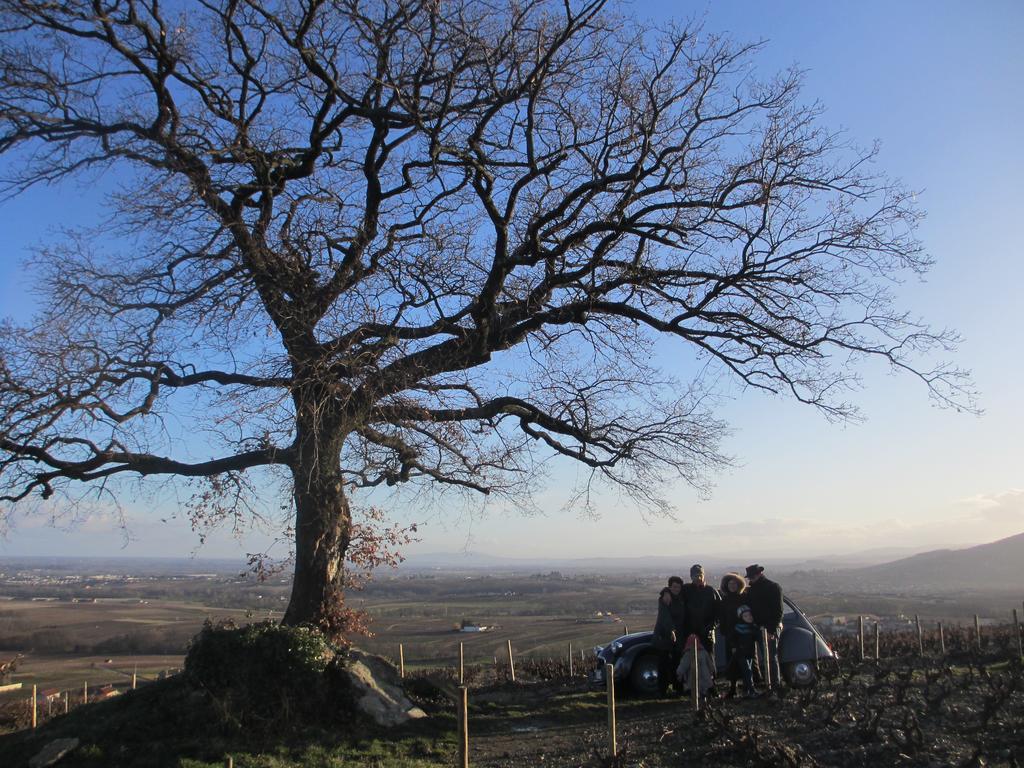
[1,1,1022,562]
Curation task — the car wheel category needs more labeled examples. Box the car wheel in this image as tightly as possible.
[784,660,817,688]
[629,653,661,696]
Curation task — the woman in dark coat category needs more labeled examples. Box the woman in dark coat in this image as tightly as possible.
[719,572,750,697]
[652,586,678,696]
[667,575,687,640]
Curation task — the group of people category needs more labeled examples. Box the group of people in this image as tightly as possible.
[652,563,784,699]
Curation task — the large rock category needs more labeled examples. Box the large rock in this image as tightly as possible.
[343,649,427,727]
[29,738,79,767]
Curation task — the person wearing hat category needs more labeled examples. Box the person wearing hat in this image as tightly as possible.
[745,563,784,692]
[680,564,721,659]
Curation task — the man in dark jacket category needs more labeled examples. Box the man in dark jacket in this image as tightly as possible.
[745,563,784,691]
[681,564,721,651]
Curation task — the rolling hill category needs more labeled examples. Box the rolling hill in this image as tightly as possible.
[837,531,1024,592]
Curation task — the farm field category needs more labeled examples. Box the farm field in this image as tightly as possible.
[2,654,184,693]
[0,598,267,695]
[3,564,1023,696]
[363,614,632,671]
[0,597,263,638]
[0,594,635,692]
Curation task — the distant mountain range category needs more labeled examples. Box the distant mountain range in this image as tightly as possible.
[3,532,1021,592]
[396,544,933,574]
[397,551,732,573]
[834,531,1024,592]
[400,532,1024,593]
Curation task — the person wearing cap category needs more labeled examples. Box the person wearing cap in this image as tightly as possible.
[680,564,721,658]
[745,563,784,692]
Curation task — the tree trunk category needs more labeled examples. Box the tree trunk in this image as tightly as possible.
[281,413,352,636]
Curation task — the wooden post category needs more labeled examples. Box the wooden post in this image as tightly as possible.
[459,642,465,685]
[399,644,405,679]
[64,691,69,714]
[506,639,516,682]
[974,614,982,651]
[605,663,617,758]
[915,615,923,656]
[568,642,574,677]
[753,630,761,684]
[457,685,469,768]
[874,622,880,660]
[762,628,772,691]
[938,622,946,655]
[624,624,629,635]
[83,681,88,704]
[691,641,700,712]
[1014,608,1023,659]
[132,665,137,690]
[225,757,233,768]
[31,684,37,729]
[858,616,865,661]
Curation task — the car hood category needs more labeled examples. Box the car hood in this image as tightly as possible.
[602,631,653,654]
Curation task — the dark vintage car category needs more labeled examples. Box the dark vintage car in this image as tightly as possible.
[590,595,836,694]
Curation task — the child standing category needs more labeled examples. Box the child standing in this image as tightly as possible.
[676,633,714,700]
[731,605,759,698]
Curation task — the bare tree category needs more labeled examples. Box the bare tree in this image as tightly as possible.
[0,0,971,634]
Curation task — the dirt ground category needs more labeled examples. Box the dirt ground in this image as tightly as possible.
[1,650,1021,767]
[437,654,1024,768]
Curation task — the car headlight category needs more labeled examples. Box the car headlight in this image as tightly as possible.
[611,640,623,654]
[593,645,606,656]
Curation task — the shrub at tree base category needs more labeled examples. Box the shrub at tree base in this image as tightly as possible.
[184,621,347,729]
